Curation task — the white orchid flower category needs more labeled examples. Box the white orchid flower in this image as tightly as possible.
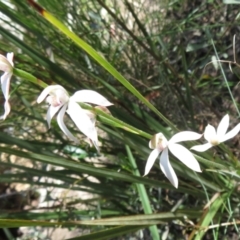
[191,114,240,152]
[0,52,14,120]
[144,131,202,188]
[37,85,113,151]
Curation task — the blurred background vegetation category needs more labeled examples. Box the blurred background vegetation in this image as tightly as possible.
[0,0,240,239]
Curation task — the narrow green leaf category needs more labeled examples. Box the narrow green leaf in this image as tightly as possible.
[190,193,227,240]
[0,219,65,228]
[27,0,175,130]
[0,145,206,195]
[67,226,145,240]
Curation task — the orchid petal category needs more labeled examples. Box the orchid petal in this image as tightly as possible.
[160,148,178,188]
[0,100,10,120]
[169,143,201,172]
[0,54,13,72]
[90,139,100,153]
[71,90,113,106]
[37,85,55,104]
[57,103,79,143]
[144,148,161,176]
[83,109,96,125]
[37,85,67,104]
[204,124,217,142]
[67,99,98,149]
[1,72,12,100]
[149,140,154,149]
[221,123,240,143]
[6,52,14,67]
[46,105,62,128]
[217,114,229,139]
[0,72,12,120]
[169,131,202,144]
[0,53,14,120]
[191,142,212,152]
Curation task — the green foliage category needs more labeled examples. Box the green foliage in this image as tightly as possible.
[0,0,239,239]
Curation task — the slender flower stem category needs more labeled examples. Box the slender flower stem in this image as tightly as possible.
[13,68,48,88]
[125,145,160,240]
[80,103,152,139]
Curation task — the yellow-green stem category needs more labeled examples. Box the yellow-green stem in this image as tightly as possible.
[13,68,48,88]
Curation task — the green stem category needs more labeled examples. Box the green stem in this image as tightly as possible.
[13,68,48,88]
[80,103,151,139]
[125,145,160,240]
